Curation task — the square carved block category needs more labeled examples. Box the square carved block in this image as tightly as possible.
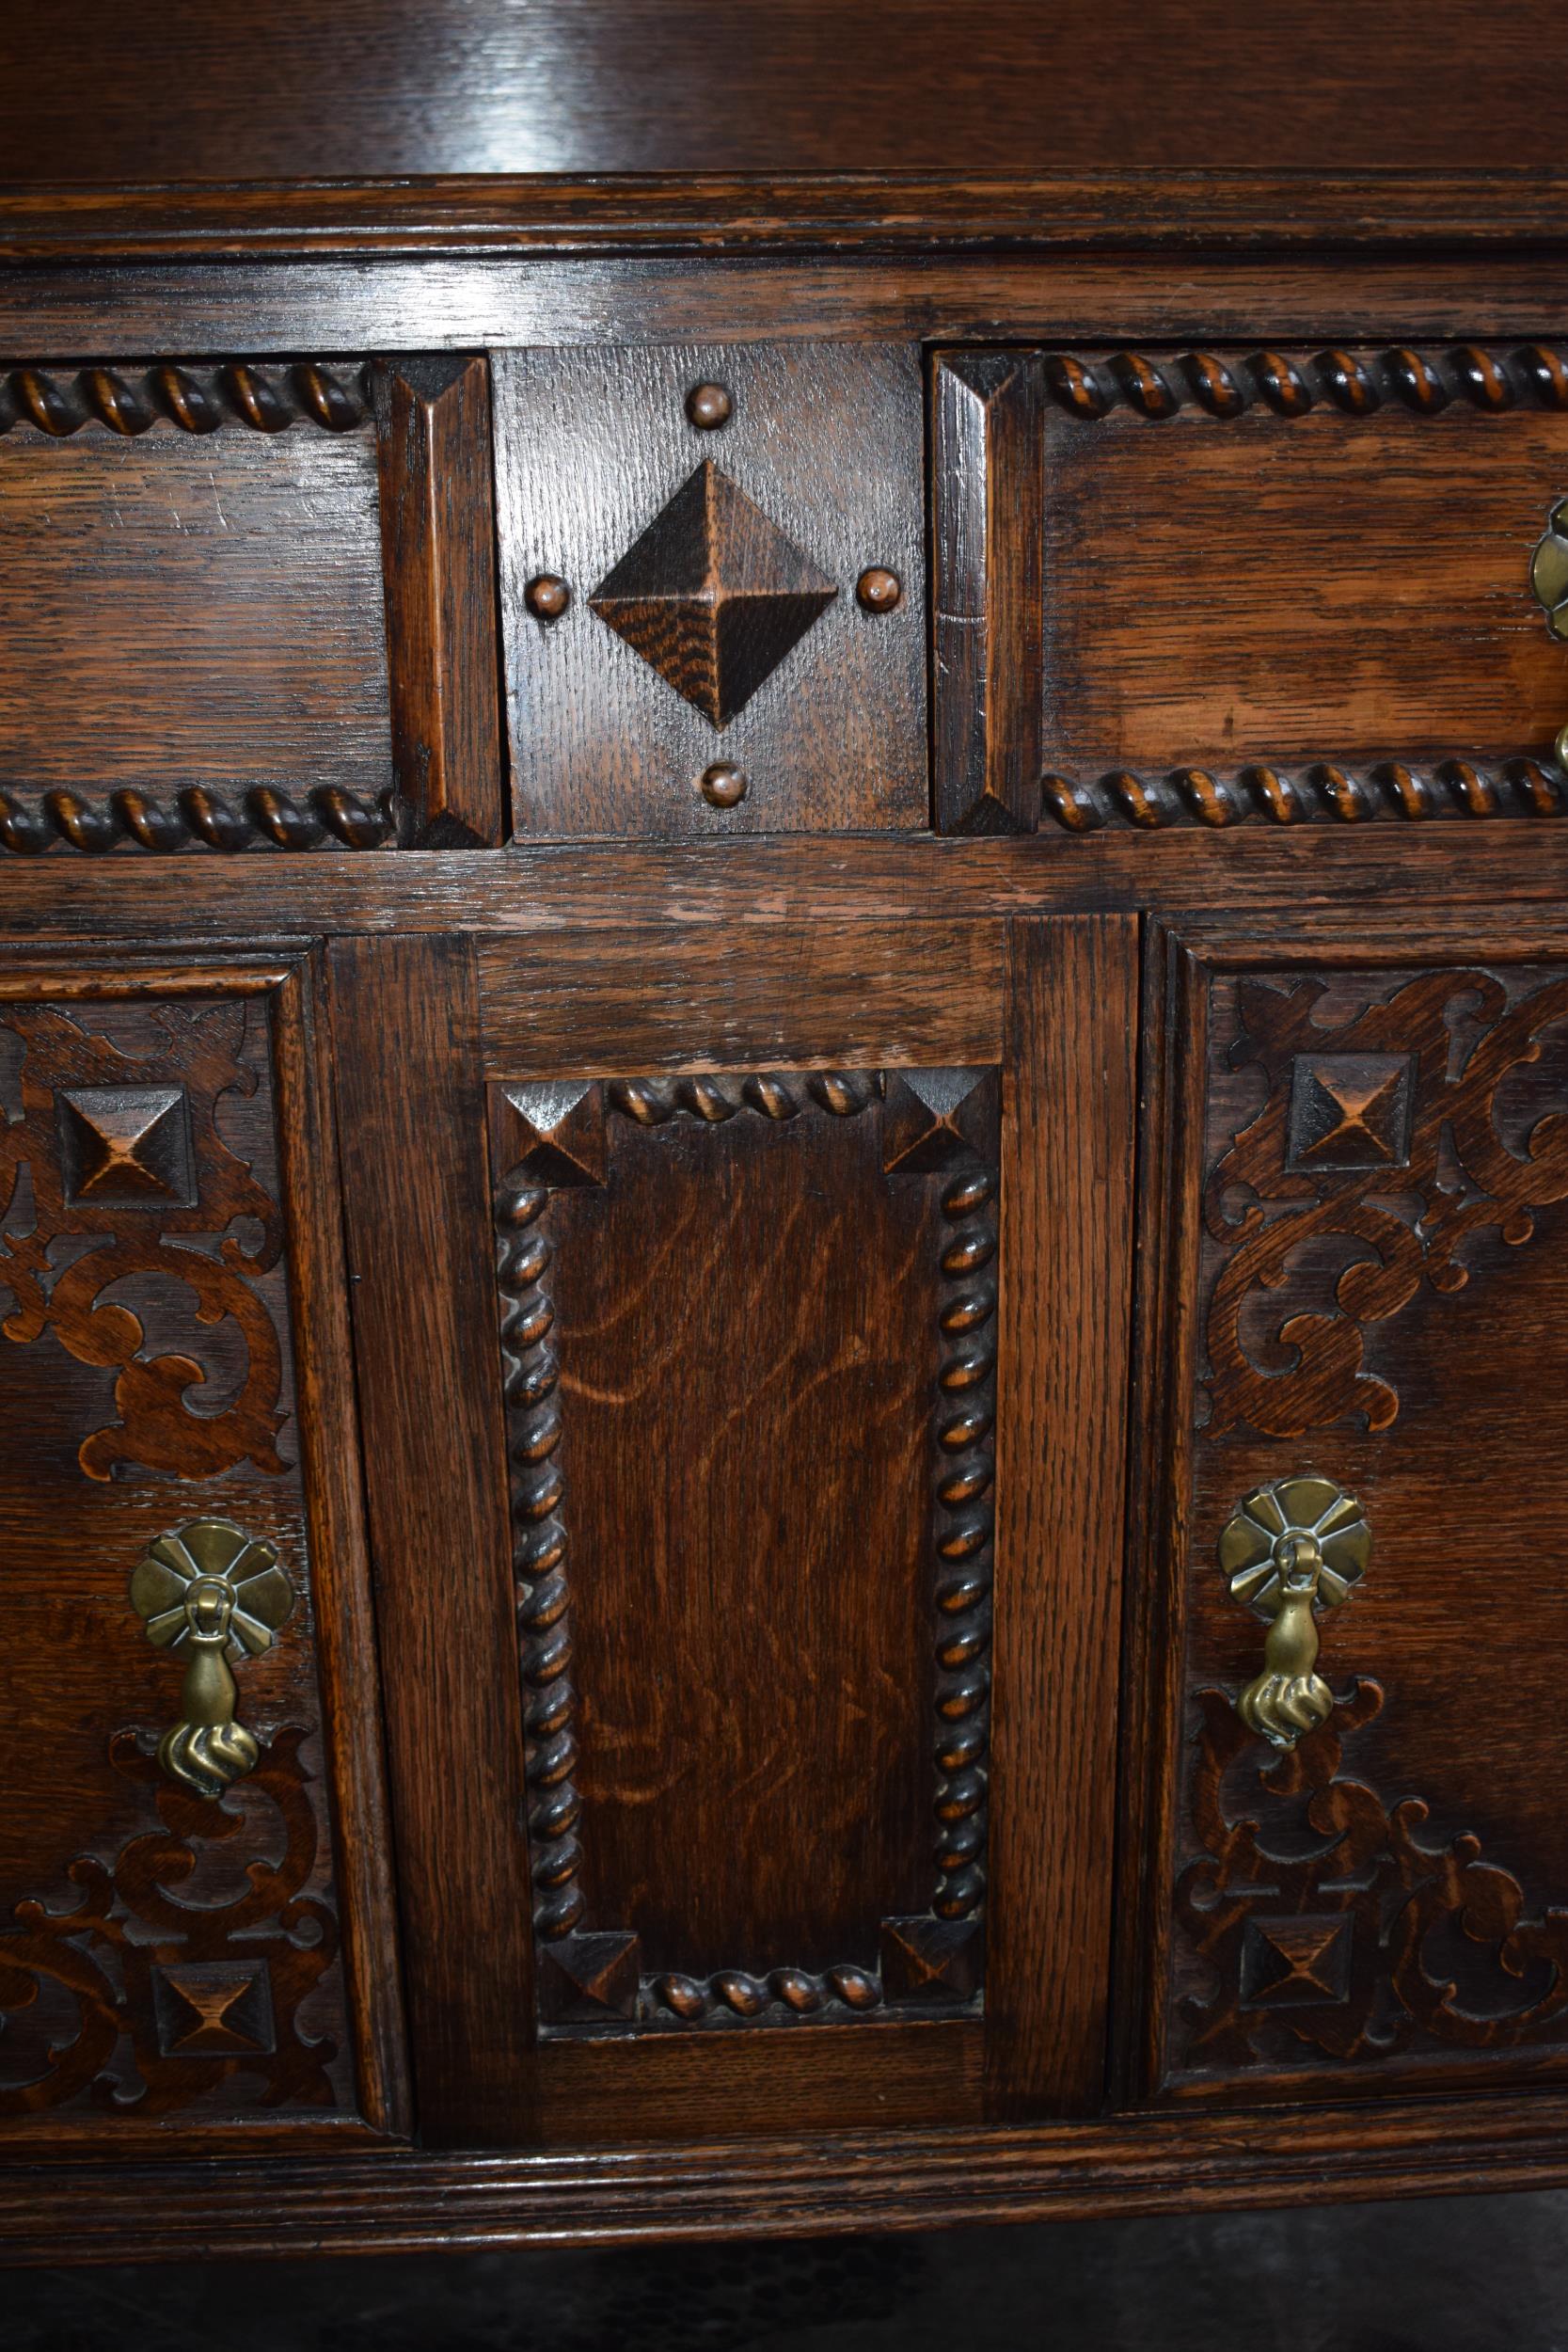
[494,344,927,837]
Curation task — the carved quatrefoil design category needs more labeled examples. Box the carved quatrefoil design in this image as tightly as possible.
[589,460,838,726]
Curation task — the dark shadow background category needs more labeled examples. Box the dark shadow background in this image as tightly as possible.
[8,2193,1568,2352]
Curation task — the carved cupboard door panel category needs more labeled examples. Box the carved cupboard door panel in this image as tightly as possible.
[0,950,404,2148]
[1125,910,1568,2107]
[331,918,1135,2143]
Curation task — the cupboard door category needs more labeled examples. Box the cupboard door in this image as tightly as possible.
[332,918,1136,2143]
[1126,910,1568,2107]
[0,949,404,2146]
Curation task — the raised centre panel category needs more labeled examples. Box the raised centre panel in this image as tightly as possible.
[1122,910,1568,2107]
[331,920,1136,2145]
[0,951,403,2146]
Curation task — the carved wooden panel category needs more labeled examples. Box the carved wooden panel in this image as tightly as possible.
[934,345,1568,834]
[494,344,927,836]
[0,357,503,851]
[1132,919,1568,2104]
[0,960,402,2137]
[487,1064,998,2033]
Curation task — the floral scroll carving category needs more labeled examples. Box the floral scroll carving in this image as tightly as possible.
[1175,1685,1568,2075]
[0,998,288,1480]
[1202,969,1568,1438]
[0,1727,341,2116]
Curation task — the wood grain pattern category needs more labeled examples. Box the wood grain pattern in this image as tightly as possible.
[983,917,1138,2117]
[487,1065,998,2049]
[0,8,1558,182]
[372,356,505,848]
[328,936,536,2147]
[1129,914,1568,2107]
[1036,350,1568,819]
[931,352,1044,835]
[0,416,395,822]
[477,924,1003,1073]
[495,342,925,835]
[9,175,1568,263]
[11,255,1568,367]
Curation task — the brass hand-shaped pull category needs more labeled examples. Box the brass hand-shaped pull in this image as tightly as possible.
[129,1519,293,1797]
[1219,1476,1371,1750]
[1529,501,1568,767]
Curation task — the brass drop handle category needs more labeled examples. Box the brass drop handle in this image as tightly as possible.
[1529,501,1568,767]
[128,1519,294,1798]
[1218,1475,1371,1750]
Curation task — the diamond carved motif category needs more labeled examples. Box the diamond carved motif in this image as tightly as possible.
[589,460,838,726]
[1240,1914,1353,2008]
[1285,1053,1416,1173]
[55,1084,197,1208]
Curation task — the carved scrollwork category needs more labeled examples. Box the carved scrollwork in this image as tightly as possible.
[0,997,289,1480]
[0,1727,342,2116]
[1201,969,1568,1438]
[1175,1684,1568,2075]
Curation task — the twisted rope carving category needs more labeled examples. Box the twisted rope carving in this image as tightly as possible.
[0,784,400,854]
[496,1173,582,1946]
[1041,758,1568,834]
[647,1963,882,2022]
[1042,343,1568,421]
[0,361,369,437]
[607,1071,884,1125]
[930,1162,997,1923]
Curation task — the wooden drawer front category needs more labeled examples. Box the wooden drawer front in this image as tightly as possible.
[494,344,927,837]
[1128,912,1568,2106]
[935,344,1568,836]
[0,953,401,2145]
[331,919,1134,2144]
[0,358,501,853]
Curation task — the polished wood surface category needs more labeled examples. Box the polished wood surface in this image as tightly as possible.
[1038,360,1568,810]
[1128,911,1568,2107]
[8,10,1568,2249]
[495,342,925,835]
[0,954,403,2145]
[0,8,1557,182]
[0,400,392,836]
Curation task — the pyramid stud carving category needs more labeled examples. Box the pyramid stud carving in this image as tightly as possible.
[879,1915,983,2003]
[536,1930,642,2024]
[590,461,837,726]
[490,1080,608,1188]
[1287,1053,1416,1172]
[152,1959,276,2056]
[55,1084,196,1209]
[1240,1914,1352,2008]
[882,1068,1002,1175]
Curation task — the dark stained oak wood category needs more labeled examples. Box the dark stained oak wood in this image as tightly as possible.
[0,405,394,823]
[984,918,1138,2118]
[19,2079,1568,2262]
[0,952,404,2148]
[9,174,1568,263]
[1037,357,1568,816]
[495,342,925,836]
[1124,906,1568,2109]
[0,10,1560,183]
[328,936,536,2147]
[13,256,1568,366]
[476,923,1003,1073]
[372,357,506,849]
[932,353,1044,835]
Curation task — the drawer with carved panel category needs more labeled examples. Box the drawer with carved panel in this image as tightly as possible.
[0,950,404,2145]
[1121,908,1568,2106]
[933,343,1568,836]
